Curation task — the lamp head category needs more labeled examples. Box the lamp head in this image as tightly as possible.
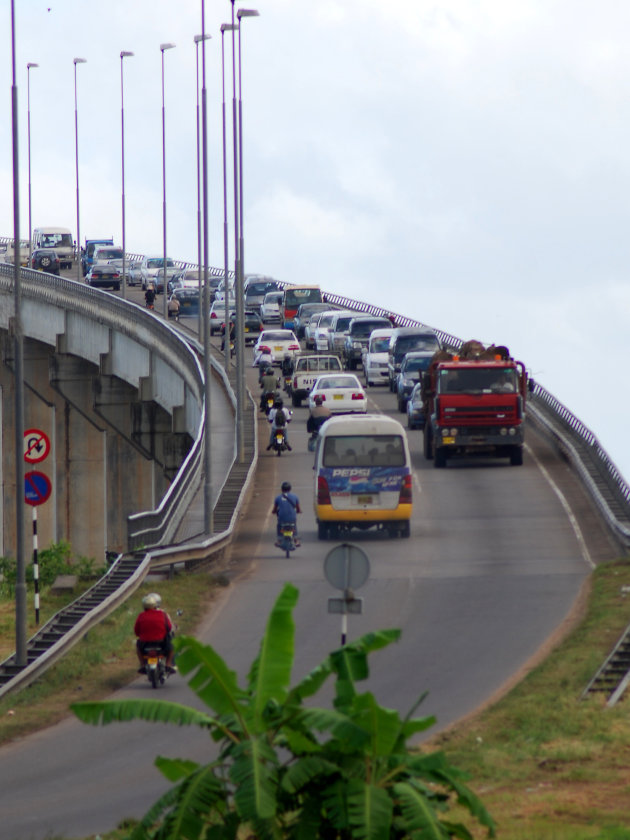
[194,34,212,43]
[27,62,39,69]
[73,57,87,65]
[120,50,134,58]
[221,23,238,32]
[160,42,176,52]
[237,8,260,19]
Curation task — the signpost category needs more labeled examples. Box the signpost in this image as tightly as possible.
[324,543,370,645]
[23,429,51,625]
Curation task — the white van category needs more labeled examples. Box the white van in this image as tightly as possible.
[32,227,74,269]
[314,414,412,539]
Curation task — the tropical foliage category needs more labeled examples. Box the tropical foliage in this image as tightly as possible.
[72,582,494,839]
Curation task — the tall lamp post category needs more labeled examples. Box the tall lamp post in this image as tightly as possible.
[120,50,134,300]
[233,6,259,462]
[27,62,38,265]
[194,33,211,341]
[221,23,237,372]
[160,43,176,318]
[73,58,87,283]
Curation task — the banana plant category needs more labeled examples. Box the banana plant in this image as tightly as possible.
[72,582,494,840]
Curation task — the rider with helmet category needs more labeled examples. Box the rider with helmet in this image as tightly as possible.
[281,353,294,379]
[260,365,278,411]
[267,396,292,450]
[272,481,301,546]
[134,592,177,675]
[307,393,332,435]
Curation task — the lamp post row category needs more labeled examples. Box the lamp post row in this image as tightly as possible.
[20,6,258,555]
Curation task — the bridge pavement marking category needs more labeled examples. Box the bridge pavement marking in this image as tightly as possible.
[525,443,595,570]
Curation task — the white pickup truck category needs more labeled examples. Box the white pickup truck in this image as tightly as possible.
[288,354,342,407]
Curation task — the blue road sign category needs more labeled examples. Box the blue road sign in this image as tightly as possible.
[25,471,52,506]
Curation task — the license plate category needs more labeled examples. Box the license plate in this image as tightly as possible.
[333,394,344,400]
[244,326,249,332]
[357,495,373,504]
[147,656,158,665]
[274,346,283,351]
[442,437,455,445]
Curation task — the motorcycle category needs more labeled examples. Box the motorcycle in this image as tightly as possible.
[283,374,292,393]
[263,392,276,416]
[273,427,288,456]
[278,522,297,557]
[142,645,168,689]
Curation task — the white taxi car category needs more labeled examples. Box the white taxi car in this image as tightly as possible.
[308,373,367,414]
[253,329,300,364]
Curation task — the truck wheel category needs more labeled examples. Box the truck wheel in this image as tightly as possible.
[510,447,524,466]
[423,427,433,460]
[317,522,328,540]
[434,446,446,468]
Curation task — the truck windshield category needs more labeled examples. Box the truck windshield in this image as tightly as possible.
[323,435,405,468]
[438,367,518,394]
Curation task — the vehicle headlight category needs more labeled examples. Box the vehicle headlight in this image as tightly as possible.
[508,427,516,436]
[500,428,507,436]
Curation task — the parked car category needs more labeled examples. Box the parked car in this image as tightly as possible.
[30,248,60,275]
[362,328,395,386]
[395,351,434,412]
[308,373,367,415]
[85,263,121,291]
[293,302,333,339]
[253,329,300,364]
[342,316,392,370]
[406,382,425,430]
[260,290,284,323]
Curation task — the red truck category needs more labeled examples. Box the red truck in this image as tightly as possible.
[422,340,529,468]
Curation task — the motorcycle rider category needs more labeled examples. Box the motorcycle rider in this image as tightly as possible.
[134,592,177,675]
[260,365,278,411]
[307,393,331,435]
[221,317,236,352]
[272,480,301,546]
[281,353,294,379]
[267,396,292,450]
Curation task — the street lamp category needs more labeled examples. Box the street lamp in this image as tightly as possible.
[160,42,175,318]
[221,23,237,372]
[194,33,211,341]
[27,62,38,266]
[232,5,259,462]
[73,58,87,283]
[120,50,134,300]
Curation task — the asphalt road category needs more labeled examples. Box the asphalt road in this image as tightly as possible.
[0,338,615,840]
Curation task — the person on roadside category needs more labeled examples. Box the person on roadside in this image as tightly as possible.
[167,295,181,320]
[134,592,177,675]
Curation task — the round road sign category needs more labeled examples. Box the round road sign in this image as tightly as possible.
[323,543,370,592]
[24,428,51,464]
[24,471,52,506]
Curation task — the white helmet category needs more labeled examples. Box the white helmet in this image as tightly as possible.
[142,593,161,609]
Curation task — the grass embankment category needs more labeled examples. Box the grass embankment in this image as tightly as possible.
[434,559,630,839]
[0,568,223,745]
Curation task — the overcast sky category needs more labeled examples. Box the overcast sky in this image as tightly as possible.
[2,1,630,483]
